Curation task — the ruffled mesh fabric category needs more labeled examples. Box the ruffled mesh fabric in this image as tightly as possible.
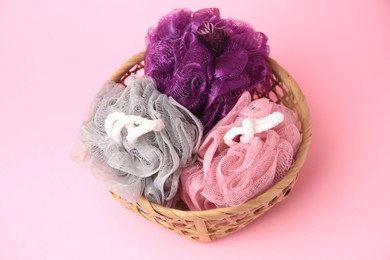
[180,92,301,210]
[144,8,271,133]
[73,75,203,206]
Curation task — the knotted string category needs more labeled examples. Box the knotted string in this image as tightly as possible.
[224,112,284,146]
[196,21,229,54]
[105,112,165,145]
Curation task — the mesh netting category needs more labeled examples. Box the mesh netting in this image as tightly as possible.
[144,8,271,133]
[180,92,301,210]
[73,75,203,206]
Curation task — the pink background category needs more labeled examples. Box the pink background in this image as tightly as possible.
[1,0,390,259]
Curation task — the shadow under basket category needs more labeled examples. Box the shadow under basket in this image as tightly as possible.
[107,51,312,242]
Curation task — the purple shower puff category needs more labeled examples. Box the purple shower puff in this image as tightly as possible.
[144,8,271,133]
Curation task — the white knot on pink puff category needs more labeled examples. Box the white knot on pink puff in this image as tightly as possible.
[223,112,284,146]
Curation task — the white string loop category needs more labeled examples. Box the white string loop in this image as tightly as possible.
[223,112,284,146]
[105,111,165,144]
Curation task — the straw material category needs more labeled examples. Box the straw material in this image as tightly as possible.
[108,51,311,242]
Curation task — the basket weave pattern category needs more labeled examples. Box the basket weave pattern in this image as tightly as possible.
[108,51,311,242]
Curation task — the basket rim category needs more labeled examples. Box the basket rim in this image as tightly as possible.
[108,51,312,220]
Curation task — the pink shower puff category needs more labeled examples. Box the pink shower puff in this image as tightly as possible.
[180,92,302,210]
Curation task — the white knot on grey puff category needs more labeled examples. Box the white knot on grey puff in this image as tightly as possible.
[74,75,203,206]
[105,112,165,144]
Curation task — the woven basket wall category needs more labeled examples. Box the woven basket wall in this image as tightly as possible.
[108,51,311,242]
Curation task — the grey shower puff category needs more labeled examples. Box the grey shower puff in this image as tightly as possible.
[73,75,203,206]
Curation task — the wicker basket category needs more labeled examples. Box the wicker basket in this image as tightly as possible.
[107,51,311,242]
